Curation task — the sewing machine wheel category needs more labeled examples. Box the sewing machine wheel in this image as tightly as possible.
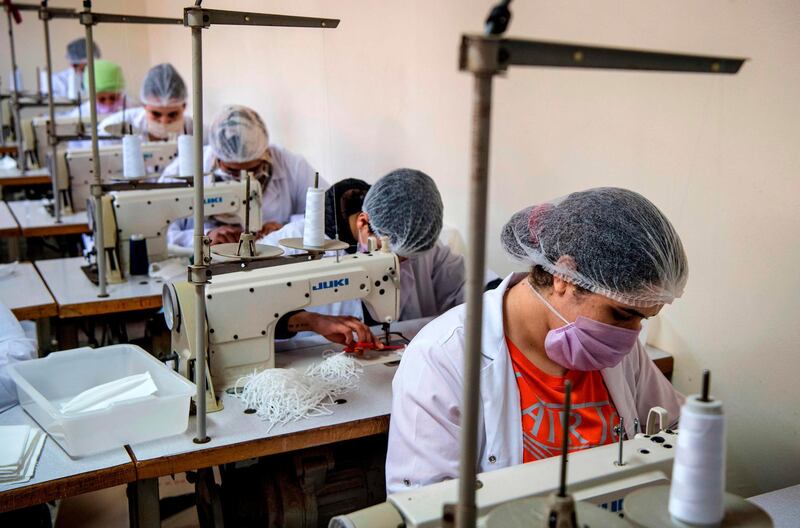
[279,237,350,253]
[624,485,773,527]
[210,243,284,261]
[485,496,632,527]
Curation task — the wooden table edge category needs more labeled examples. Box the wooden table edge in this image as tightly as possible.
[57,295,163,318]
[0,462,137,513]
[135,415,390,480]
[0,227,21,237]
[21,224,91,237]
[0,176,52,187]
[11,303,58,321]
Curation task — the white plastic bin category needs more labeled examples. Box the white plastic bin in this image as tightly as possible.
[8,344,195,458]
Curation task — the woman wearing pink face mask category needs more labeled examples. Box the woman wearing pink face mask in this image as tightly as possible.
[386,187,688,494]
[65,59,127,119]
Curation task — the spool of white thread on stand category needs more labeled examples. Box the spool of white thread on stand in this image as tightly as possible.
[178,134,194,177]
[302,186,325,249]
[122,135,146,179]
[668,394,725,525]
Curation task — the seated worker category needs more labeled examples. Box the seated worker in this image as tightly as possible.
[99,63,193,141]
[385,187,687,493]
[50,37,101,100]
[263,171,471,323]
[64,59,127,119]
[161,105,324,246]
[0,301,37,413]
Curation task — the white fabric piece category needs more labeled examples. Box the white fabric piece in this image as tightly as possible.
[0,302,37,412]
[148,257,189,280]
[0,261,18,278]
[0,425,30,468]
[60,372,157,414]
[161,144,324,247]
[385,273,684,494]
[234,352,362,432]
[0,425,45,484]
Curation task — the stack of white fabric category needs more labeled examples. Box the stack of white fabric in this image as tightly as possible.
[0,425,46,485]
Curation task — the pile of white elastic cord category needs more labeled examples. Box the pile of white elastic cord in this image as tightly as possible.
[234,351,363,431]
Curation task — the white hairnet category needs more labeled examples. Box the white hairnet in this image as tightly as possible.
[210,105,269,164]
[362,168,443,257]
[502,187,688,307]
[140,63,186,107]
[66,38,100,64]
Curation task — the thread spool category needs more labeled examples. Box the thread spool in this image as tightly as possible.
[129,234,149,276]
[9,69,22,92]
[302,187,325,248]
[122,135,146,179]
[67,72,79,100]
[668,394,725,525]
[178,134,194,177]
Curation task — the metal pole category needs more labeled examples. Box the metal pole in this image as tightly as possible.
[456,72,493,528]
[191,22,209,443]
[82,9,108,297]
[6,8,26,171]
[41,7,61,223]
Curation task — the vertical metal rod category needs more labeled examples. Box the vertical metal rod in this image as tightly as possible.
[616,417,625,466]
[456,72,493,528]
[559,380,572,497]
[42,10,61,223]
[243,170,250,234]
[191,24,209,443]
[701,369,710,402]
[83,13,108,297]
[6,9,26,171]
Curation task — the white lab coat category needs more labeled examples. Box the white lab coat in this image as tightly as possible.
[161,144,325,247]
[97,106,196,139]
[385,273,684,494]
[0,302,37,413]
[50,67,83,100]
[263,218,468,321]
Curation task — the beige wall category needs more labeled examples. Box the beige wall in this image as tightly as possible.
[7,0,800,498]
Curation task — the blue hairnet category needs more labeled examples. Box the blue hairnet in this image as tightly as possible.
[363,168,443,257]
[501,187,688,307]
[66,38,100,64]
[140,63,186,106]
[210,105,269,164]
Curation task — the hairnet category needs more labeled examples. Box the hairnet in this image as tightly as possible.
[82,59,125,93]
[325,179,370,249]
[210,105,269,164]
[140,63,186,106]
[502,187,688,307]
[66,38,100,64]
[363,168,443,257]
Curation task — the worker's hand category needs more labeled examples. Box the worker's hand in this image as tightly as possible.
[259,222,283,236]
[286,312,384,350]
[207,225,242,245]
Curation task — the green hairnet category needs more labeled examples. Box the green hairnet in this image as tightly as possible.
[83,59,125,93]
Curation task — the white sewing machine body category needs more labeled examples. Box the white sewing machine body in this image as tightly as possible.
[92,178,262,278]
[335,431,678,528]
[164,248,400,391]
[64,141,178,212]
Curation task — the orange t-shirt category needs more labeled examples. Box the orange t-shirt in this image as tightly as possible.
[506,337,619,463]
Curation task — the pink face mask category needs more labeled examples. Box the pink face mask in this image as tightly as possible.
[527,281,640,371]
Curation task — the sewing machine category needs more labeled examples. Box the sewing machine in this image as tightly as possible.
[162,241,401,408]
[63,141,178,212]
[88,177,262,281]
[333,430,679,528]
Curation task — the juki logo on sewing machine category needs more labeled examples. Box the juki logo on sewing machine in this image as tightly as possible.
[204,197,223,204]
[312,278,349,291]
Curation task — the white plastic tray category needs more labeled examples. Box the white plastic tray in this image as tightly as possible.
[8,344,195,458]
